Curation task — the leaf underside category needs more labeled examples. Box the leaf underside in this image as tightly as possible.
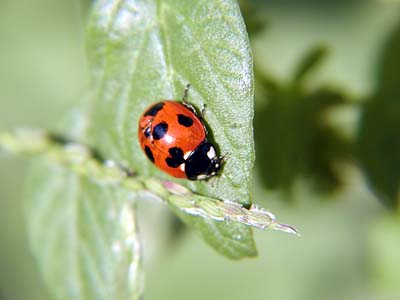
[25,159,142,300]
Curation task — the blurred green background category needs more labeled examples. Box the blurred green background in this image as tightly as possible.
[1,1,400,300]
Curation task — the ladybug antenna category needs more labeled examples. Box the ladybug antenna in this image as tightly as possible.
[220,152,230,163]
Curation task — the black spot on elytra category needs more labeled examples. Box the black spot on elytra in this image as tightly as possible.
[144,146,155,163]
[153,122,168,140]
[144,102,164,117]
[165,147,184,168]
[177,114,194,127]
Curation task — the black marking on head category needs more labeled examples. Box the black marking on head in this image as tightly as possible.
[144,146,155,163]
[144,126,151,138]
[165,147,184,168]
[153,122,168,140]
[185,141,222,180]
[144,102,164,116]
[177,114,194,127]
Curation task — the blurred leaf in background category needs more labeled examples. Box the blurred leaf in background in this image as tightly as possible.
[358,20,400,209]
[0,1,89,300]
[254,46,353,195]
[359,19,400,294]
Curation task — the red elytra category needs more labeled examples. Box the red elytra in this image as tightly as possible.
[138,100,207,179]
[138,86,224,181]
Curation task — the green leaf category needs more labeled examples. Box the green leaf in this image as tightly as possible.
[377,21,400,93]
[254,79,351,195]
[292,46,328,84]
[85,0,256,258]
[176,213,257,259]
[358,21,400,209]
[25,159,143,300]
[358,93,400,208]
[86,0,255,206]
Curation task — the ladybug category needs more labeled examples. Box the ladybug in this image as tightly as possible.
[138,84,224,180]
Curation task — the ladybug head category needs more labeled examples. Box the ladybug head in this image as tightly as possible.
[185,141,224,180]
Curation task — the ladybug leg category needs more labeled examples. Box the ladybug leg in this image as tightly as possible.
[208,176,217,187]
[182,84,199,115]
[181,84,208,134]
[199,104,208,135]
[182,83,190,103]
[201,106,206,116]
[200,104,207,118]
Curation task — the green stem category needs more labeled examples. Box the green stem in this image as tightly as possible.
[0,128,298,235]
